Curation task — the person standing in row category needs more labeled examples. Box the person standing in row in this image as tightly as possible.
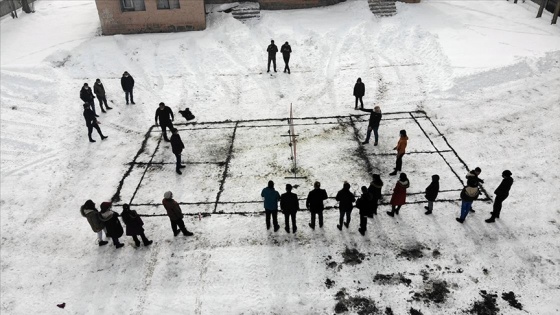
[389,130,408,176]
[121,71,135,104]
[306,181,328,229]
[356,186,373,236]
[280,184,299,233]
[456,179,480,224]
[367,174,383,217]
[93,79,112,112]
[424,174,440,215]
[281,41,292,74]
[387,173,409,217]
[155,102,175,142]
[80,200,108,246]
[80,83,98,117]
[486,170,514,223]
[121,204,153,247]
[83,103,107,143]
[99,202,124,249]
[466,167,483,213]
[353,78,365,110]
[162,191,194,237]
[261,180,281,231]
[170,128,186,175]
[360,105,382,145]
[335,181,355,230]
[266,40,278,73]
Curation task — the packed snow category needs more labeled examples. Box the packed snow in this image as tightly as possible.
[1,0,560,314]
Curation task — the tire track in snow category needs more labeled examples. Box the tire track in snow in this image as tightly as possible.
[134,245,160,315]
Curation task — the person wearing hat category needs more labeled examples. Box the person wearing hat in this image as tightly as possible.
[306,181,328,229]
[485,170,514,223]
[155,102,175,142]
[83,103,107,143]
[389,130,408,176]
[335,181,355,230]
[120,71,135,104]
[93,79,112,112]
[162,191,194,237]
[80,200,108,246]
[266,40,278,73]
[359,105,382,145]
[121,204,153,247]
[465,167,484,213]
[261,180,281,232]
[170,128,186,174]
[387,173,410,217]
[353,78,365,110]
[280,41,292,74]
[456,178,480,224]
[80,83,98,117]
[280,184,299,233]
[424,174,440,215]
[99,202,125,248]
[367,174,383,217]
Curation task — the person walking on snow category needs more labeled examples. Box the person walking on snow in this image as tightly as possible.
[353,78,365,109]
[389,130,408,176]
[306,181,328,229]
[99,202,125,248]
[162,191,194,237]
[261,180,281,231]
[465,167,484,213]
[83,103,107,143]
[266,40,278,73]
[155,102,175,141]
[280,184,299,233]
[281,41,292,74]
[367,174,383,217]
[360,105,382,145]
[80,83,97,117]
[456,179,480,223]
[485,170,514,223]
[424,174,440,215]
[80,200,108,246]
[121,204,153,247]
[121,71,135,104]
[170,128,186,174]
[93,79,112,112]
[356,186,373,236]
[335,181,355,230]
[387,173,410,217]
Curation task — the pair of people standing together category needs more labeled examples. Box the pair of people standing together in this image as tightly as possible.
[266,40,292,74]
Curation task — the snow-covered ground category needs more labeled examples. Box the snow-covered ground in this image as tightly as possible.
[1,0,560,314]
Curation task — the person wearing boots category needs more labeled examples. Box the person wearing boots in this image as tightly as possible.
[162,191,194,237]
[99,202,125,249]
[356,186,373,236]
[456,178,480,223]
[280,184,299,233]
[367,174,383,217]
[387,173,410,217]
[121,71,135,104]
[261,180,281,231]
[80,200,108,246]
[80,83,98,117]
[465,167,484,213]
[83,103,107,143]
[121,204,153,247]
[170,128,186,174]
[360,106,382,145]
[281,41,292,74]
[353,78,365,109]
[155,102,175,141]
[424,175,440,215]
[93,79,112,112]
[266,40,278,73]
[306,181,328,229]
[335,181,355,230]
[486,170,514,223]
[389,130,408,176]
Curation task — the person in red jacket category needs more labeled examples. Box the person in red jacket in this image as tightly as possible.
[162,191,194,237]
[389,130,408,176]
[387,173,410,217]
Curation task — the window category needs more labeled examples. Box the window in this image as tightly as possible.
[157,0,180,10]
[122,0,146,12]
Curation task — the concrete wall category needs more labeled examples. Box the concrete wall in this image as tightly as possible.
[259,0,342,10]
[95,0,206,35]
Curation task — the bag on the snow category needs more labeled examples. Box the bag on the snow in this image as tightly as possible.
[179,108,195,121]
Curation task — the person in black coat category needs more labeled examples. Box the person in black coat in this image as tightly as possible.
[465,167,484,212]
[353,78,365,109]
[99,202,124,248]
[367,174,383,217]
[266,40,278,73]
[83,103,107,142]
[360,106,382,145]
[93,79,112,112]
[280,184,300,233]
[424,174,440,215]
[80,83,98,116]
[121,204,153,247]
[121,71,135,104]
[170,128,186,174]
[335,181,355,230]
[486,170,514,223]
[356,186,373,236]
[280,41,292,74]
[155,102,175,141]
[306,181,328,229]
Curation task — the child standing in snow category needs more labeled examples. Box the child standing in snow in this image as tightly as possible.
[99,202,124,249]
[353,78,365,109]
[367,174,383,216]
[390,130,408,176]
[121,204,153,247]
[335,181,355,230]
[359,105,382,146]
[80,200,108,246]
[387,173,410,217]
[424,175,440,215]
[162,191,194,237]
[261,180,281,232]
[456,179,480,224]
[485,170,514,223]
[465,167,484,213]
[356,186,373,236]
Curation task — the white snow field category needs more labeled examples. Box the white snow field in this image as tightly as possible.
[1,0,560,314]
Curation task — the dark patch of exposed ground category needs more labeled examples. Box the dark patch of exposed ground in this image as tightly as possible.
[398,244,426,260]
[412,280,450,304]
[342,247,366,265]
[467,290,500,315]
[502,291,523,310]
[409,307,423,315]
[373,273,412,286]
[325,278,335,289]
[334,288,382,315]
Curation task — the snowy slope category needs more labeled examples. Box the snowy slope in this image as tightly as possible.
[1,0,560,314]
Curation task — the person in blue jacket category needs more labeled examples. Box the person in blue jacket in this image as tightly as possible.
[261,180,281,231]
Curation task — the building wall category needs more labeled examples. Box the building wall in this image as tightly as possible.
[95,0,206,35]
